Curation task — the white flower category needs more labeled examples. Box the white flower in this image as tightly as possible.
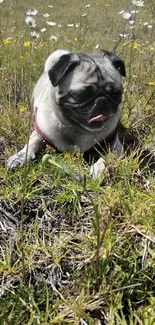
[143,22,148,26]
[40,28,47,32]
[82,13,87,17]
[85,4,90,7]
[95,44,99,49]
[58,24,62,28]
[25,16,37,28]
[148,25,152,29]
[122,11,131,19]
[129,20,135,24]
[131,0,144,7]
[46,21,57,26]
[49,34,58,41]
[0,0,4,3]
[119,10,124,14]
[31,31,39,38]
[75,23,80,28]
[43,13,50,18]
[26,9,38,16]
[48,5,53,8]
[131,10,139,13]
[67,24,74,27]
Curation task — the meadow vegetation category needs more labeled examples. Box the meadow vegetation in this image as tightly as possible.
[0,0,155,324]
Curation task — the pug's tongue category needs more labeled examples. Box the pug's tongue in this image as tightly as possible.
[88,114,108,123]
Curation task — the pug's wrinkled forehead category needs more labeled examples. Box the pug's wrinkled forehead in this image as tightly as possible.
[47,49,126,94]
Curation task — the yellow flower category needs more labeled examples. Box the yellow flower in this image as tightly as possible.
[46,145,56,153]
[3,39,11,45]
[138,19,143,24]
[150,47,155,51]
[145,105,153,111]
[19,106,27,113]
[133,43,141,49]
[74,37,78,41]
[24,41,31,47]
[148,81,155,86]
[64,152,75,163]
[20,56,24,59]
[122,42,127,46]
[105,4,110,6]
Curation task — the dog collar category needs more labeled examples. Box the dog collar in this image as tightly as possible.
[34,107,54,145]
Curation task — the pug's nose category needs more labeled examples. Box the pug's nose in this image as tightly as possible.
[94,97,106,108]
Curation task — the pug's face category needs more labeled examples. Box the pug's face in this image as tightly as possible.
[48,50,126,131]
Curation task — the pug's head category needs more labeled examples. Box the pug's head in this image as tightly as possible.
[46,49,126,131]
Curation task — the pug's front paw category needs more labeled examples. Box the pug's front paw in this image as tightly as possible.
[89,157,106,180]
[6,151,31,171]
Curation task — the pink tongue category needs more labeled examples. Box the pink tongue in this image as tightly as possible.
[88,114,108,123]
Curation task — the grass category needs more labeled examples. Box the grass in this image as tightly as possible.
[0,0,155,324]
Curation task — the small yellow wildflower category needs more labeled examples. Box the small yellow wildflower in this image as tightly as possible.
[64,152,75,163]
[105,4,110,6]
[138,19,143,24]
[3,39,11,45]
[20,56,24,59]
[148,81,155,86]
[75,151,83,159]
[133,43,141,49]
[66,40,70,44]
[150,47,155,51]
[74,37,78,41]
[46,145,56,153]
[24,41,31,47]
[19,107,27,113]
[122,42,127,46]
[145,105,153,111]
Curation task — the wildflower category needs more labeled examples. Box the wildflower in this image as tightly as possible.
[119,10,124,14]
[46,21,57,26]
[150,47,155,51]
[85,4,90,7]
[133,43,141,49]
[82,13,87,17]
[46,145,56,153]
[75,23,80,28]
[25,16,37,28]
[143,22,148,26]
[148,25,152,29]
[49,34,58,41]
[31,31,40,38]
[3,39,10,44]
[19,107,27,113]
[122,42,128,46]
[95,44,99,49]
[67,24,74,27]
[148,82,155,86]
[58,24,62,28]
[129,20,135,24]
[74,37,78,41]
[0,0,4,3]
[48,5,53,8]
[64,152,75,163]
[26,9,38,16]
[122,12,131,19]
[131,0,144,6]
[43,13,50,18]
[40,28,47,32]
[131,10,139,13]
[105,4,110,6]
[24,41,31,46]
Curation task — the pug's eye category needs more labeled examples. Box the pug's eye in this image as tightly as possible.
[69,86,96,104]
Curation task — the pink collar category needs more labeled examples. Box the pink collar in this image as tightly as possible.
[34,107,53,144]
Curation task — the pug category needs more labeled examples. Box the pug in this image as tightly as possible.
[6,49,126,179]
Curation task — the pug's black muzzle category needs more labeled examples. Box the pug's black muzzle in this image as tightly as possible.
[89,96,119,119]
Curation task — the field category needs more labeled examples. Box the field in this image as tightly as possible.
[0,0,155,324]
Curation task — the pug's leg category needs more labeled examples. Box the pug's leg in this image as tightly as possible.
[89,134,124,180]
[6,130,45,171]
[89,157,106,179]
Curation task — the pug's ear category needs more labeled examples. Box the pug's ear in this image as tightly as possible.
[100,50,126,77]
[48,53,80,87]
